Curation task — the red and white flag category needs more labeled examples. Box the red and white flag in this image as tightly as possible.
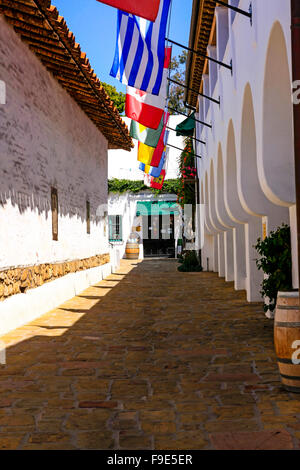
[125,47,171,129]
[96,0,160,22]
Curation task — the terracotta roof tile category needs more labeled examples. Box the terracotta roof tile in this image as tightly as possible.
[0,0,133,151]
[185,0,216,108]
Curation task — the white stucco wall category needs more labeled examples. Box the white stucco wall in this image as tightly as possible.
[194,0,298,302]
[108,192,179,260]
[0,16,109,270]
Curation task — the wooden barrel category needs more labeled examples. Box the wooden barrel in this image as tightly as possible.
[274,291,300,393]
[125,242,139,260]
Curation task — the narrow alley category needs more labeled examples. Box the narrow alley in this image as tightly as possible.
[0,259,299,450]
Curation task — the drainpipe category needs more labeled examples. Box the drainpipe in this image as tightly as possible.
[291,0,300,294]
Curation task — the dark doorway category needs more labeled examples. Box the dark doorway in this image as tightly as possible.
[142,213,175,258]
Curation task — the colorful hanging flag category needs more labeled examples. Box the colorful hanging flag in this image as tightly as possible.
[150,146,169,177]
[144,173,152,187]
[137,142,155,165]
[138,136,166,167]
[150,170,166,190]
[145,151,166,177]
[141,143,169,177]
[110,0,171,95]
[139,152,165,175]
[130,116,163,148]
[176,112,196,137]
[130,111,170,147]
[137,122,167,164]
[125,49,171,129]
[96,1,160,22]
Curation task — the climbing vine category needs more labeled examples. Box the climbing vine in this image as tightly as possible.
[176,138,197,208]
[108,178,180,195]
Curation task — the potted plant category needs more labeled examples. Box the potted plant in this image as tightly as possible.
[255,224,293,316]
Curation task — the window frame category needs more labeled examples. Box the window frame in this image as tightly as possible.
[86,200,91,235]
[108,215,123,242]
[51,187,58,241]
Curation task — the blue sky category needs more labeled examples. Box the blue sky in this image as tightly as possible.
[53,0,193,93]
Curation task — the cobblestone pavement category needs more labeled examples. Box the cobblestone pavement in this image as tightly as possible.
[0,259,299,450]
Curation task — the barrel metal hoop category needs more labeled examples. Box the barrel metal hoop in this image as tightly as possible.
[283,385,300,393]
[277,357,295,364]
[280,373,300,381]
[275,322,300,327]
[276,306,299,310]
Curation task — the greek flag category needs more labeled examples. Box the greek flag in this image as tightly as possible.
[110,0,171,96]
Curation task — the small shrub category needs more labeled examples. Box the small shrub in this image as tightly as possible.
[178,250,203,272]
[255,224,293,313]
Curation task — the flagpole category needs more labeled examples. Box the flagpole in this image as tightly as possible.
[165,0,173,103]
[167,143,202,159]
[166,126,206,145]
[167,106,212,128]
[165,38,232,72]
[209,0,252,23]
[167,78,220,105]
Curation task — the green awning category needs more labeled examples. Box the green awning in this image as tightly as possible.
[136,201,180,216]
[175,112,196,137]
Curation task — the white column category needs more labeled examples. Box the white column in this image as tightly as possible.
[224,230,234,282]
[217,232,225,277]
[233,225,246,291]
[202,233,214,271]
[245,217,264,302]
[213,235,219,272]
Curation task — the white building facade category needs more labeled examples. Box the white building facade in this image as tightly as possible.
[108,116,184,263]
[0,2,132,335]
[186,0,298,304]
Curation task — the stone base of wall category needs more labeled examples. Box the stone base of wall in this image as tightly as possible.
[0,254,110,301]
[0,262,112,336]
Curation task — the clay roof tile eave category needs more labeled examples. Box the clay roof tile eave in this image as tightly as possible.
[0,0,132,150]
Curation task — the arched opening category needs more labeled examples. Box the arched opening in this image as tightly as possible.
[239,84,266,216]
[226,121,248,223]
[205,171,218,272]
[262,21,295,205]
[217,143,234,228]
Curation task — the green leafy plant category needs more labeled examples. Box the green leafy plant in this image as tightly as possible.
[176,138,197,208]
[101,82,125,114]
[168,50,188,114]
[255,224,293,313]
[108,178,180,195]
[178,250,203,272]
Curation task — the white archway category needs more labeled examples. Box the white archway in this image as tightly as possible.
[239,84,289,231]
[261,21,295,206]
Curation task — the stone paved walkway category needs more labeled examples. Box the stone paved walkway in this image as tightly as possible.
[0,259,299,450]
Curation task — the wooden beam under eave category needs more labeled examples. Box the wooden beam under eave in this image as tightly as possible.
[0,5,50,29]
[28,43,71,62]
[51,75,94,94]
[2,15,57,38]
[0,0,43,18]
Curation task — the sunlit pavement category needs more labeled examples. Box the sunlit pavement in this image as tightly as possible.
[0,259,299,450]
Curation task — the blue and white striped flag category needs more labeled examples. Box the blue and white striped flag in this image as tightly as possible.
[110,0,171,96]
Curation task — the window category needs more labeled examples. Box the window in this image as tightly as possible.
[51,187,58,241]
[109,215,123,242]
[86,201,90,234]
